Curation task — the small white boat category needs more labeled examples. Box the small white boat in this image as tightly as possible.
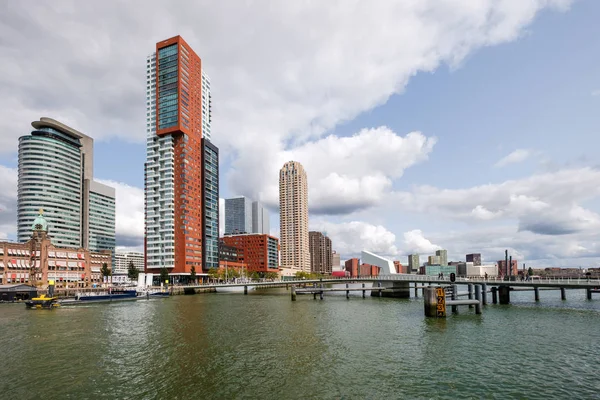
[215,278,254,293]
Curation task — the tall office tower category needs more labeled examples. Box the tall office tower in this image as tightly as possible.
[466,253,481,266]
[408,254,420,273]
[17,118,115,254]
[309,231,333,274]
[252,201,270,234]
[435,249,448,266]
[225,196,252,234]
[144,35,217,278]
[279,161,310,272]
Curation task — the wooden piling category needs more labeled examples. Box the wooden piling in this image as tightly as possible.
[291,285,296,301]
[244,286,248,295]
[534,287,540,302]
[499,286,510,304]
[561,287,566,301]
[319,284,324,300]
[424,287,438,317]
[587,288,592,300]
[362,283,366,298]
[346,283,350,299]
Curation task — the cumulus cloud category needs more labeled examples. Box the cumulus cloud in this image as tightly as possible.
[310,220,399,260]
[396,168,600,236]
[403,230,441,255]
[494,149,532,167]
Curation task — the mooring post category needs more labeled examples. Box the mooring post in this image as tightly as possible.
[291,285,296,301]
[475,285,482,315]
[560,287,566,301]
[320,284,324,300]
[534,287,540,302]
[492,287,498,304]
[482,283,487,305]
[362,283,366,298]
[244,286,248,295]
[346,283,350,299]
[451,284,458,313]
[286,284,289,290]
[424,287,437,317]
[414,282,418,298]
[499,286,510,304]
[468,284,474,308]
[587,288,592,300]
[378,282,382,298]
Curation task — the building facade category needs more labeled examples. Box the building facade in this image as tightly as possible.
[408,254,419,273]
[1,211,111,288]
[221,234,279,274]
[279,161,310,273]
[309,231,333,275]
[225,196,252,234]
[332,251,341,270]
[435,249,448,266]
[252,201,270,235]
[466,253,481,266]
[345,258,359,278]
[114,252,145,275]
[497,259,518,277]
[144,35,217,278]
[17,118,115,255]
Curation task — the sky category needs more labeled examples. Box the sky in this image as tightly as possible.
[1,0,599,268]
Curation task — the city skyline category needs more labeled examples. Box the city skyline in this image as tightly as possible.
[0,2,599,268]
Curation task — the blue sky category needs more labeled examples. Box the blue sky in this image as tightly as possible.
[0,0,599,267]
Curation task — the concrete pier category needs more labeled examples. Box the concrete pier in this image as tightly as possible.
[370,281,410,298]
[492,287,498,304]
[499,286,510,305]
[468,284,474,308]
[482,283,487,305]
[244,286,248,295]
[451,284,458,313]
[561,287,566,300]
[474,285,482,315]
[362,283,366,298]
[534,287,540,302]
[587,288,592,300]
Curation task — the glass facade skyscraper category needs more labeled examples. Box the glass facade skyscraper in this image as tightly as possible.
[145,36,218,277]
[17,118,115,258]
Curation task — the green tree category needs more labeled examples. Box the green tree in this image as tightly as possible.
[100,263,111,280]
[190,265,197,284]
[527,267,534,277]
[208,268,219,281]
[159,267,169,284]
[265,272,279,281]
[249,271,260,281]
[127,261,139,281]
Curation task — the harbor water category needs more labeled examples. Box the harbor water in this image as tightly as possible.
[1,286,600,399]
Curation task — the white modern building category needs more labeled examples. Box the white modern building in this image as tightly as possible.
[17,117,115,256]
[252,201,270,234]
[114,252,145,275]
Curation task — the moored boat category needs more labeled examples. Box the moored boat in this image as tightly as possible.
[25,294,60,309]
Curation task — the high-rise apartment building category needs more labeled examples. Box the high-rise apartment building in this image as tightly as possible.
[225,196,252,234]
[144,35,218,278]
[17,118,115,256]
[309,231,332,274]
[279,161,310,273]
[252,201,270,234]
[435,249,448,266]
[408,254,420,273]
[428,255,441,266]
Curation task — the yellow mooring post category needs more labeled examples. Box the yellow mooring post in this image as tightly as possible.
[436,286,446,317]
[424,286,446,318]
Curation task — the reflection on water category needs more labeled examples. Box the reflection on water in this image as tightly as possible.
[1,288,600,399]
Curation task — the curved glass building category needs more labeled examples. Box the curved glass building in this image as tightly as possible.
[17,118,115,254]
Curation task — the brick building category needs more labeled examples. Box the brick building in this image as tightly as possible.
[344,258,379,277]
[0,211,111,288]
[497,259,518,277]
[221,234,279,274]
[309,231,332,275]
[466,253,481,266]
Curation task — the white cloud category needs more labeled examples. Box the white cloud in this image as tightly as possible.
[96,180,144,246]
[403,230,441,255]
[310,220,399,260]
[494,149,531,167]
